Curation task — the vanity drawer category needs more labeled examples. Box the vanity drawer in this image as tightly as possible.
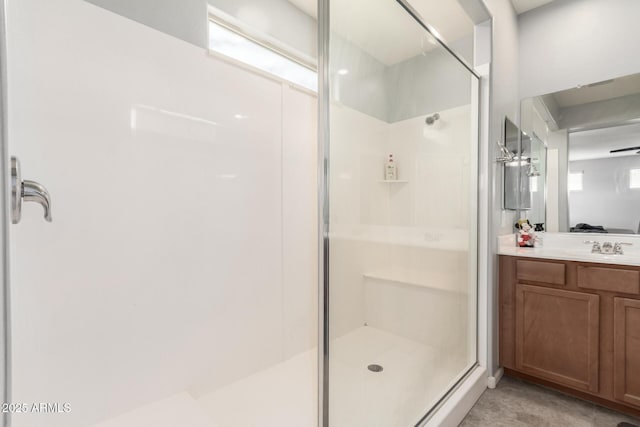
[577,266,640,294]
[516,260,566,286]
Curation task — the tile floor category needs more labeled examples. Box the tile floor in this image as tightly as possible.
[460,376,640,427]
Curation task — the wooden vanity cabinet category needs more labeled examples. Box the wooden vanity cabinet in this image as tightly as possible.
[515,284,600,392]
[614,298,640,407]
[500,256,640,416]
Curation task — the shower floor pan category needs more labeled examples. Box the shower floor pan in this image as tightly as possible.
[93,326,466,427]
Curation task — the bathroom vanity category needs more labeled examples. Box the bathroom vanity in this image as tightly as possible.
[499,235,640,416]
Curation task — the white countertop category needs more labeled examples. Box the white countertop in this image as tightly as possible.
[498,233,640,267]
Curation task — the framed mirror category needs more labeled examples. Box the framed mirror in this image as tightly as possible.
[521,72,640,234]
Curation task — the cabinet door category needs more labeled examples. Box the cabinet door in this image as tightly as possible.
[515,284,600,392]
[614,298,640,408]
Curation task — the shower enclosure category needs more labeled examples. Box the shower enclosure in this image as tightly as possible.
[320,0,479,425]
[0,0,480,426]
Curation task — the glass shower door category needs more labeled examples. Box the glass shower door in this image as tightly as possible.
[323,1,479,425]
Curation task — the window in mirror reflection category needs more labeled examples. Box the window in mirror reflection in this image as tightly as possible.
[530,176,538,192]
[569,172,583,191]
[631,169,640,189]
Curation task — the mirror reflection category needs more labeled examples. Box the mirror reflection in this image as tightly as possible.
[521,72,640,234]
[523,132,546,226]
[502,117,547,231]
[503,117,522,211]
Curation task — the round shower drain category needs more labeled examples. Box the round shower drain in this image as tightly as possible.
[367,364,383,373]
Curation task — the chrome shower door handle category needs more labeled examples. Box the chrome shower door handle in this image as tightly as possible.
[11,156,52,224]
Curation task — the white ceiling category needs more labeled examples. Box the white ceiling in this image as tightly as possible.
[286,0,474,65]
[405,0,475,44]
[510,0,555,14]
[552,74,640,108]
[570,122,640,161]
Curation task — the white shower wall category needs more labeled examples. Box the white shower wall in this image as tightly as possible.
[7,0,317,426]
[330,104,472,228]
[329,103,473,340]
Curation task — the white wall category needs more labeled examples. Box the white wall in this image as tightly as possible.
[330,36,389,122]
[86,0,317,60]
[569,156,640,232]
[7,1,317,426]
[385,47,473,122]
[482,0,520,377]
[484,0,520,235]
[282,87,318,358]
[519,0,640,99]
[86,0,208,48]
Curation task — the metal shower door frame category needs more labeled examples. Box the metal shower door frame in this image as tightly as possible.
[0,0,11,425]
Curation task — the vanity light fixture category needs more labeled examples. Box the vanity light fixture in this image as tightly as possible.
[527,163,540,177]
[496,141,516,163]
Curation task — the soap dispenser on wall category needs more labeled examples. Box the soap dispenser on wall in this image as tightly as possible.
[385,153,398,180]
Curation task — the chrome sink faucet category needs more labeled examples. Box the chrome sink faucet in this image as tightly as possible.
[584,240,602,254]
[584,241,631,254]
[585,241,602,253]
[613,242,632,255]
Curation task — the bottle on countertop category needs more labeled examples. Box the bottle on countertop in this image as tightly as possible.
[385,153,398,180]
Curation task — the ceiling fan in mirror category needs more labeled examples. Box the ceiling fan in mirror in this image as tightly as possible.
[609,146,640,155]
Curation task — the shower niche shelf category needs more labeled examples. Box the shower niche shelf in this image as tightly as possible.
[377,180,408,183]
